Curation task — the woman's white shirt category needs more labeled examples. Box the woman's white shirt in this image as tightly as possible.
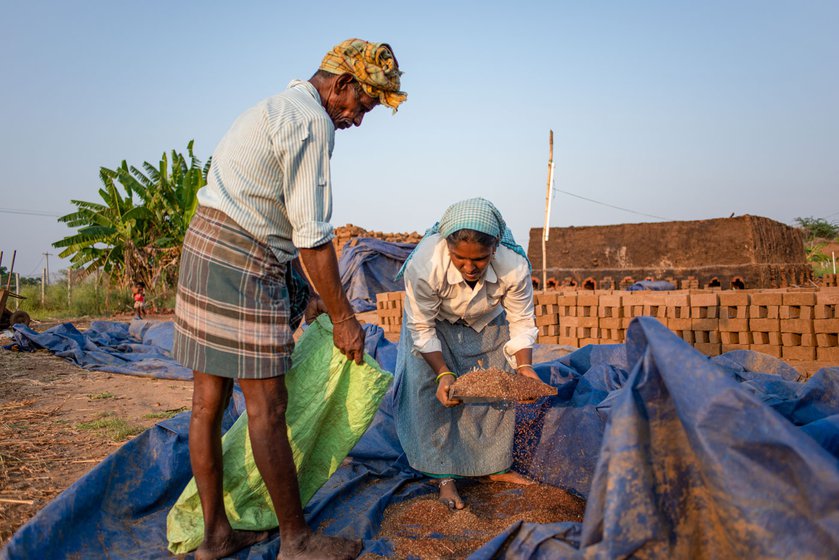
[402,234,538,365]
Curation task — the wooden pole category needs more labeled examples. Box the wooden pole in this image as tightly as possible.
[15,273,20,310]
[541,130,555,291]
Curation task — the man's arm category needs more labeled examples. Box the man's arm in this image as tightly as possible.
[298,243,365,364]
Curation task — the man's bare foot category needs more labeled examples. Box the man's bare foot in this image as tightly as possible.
[278,532,362,560]
[485,471,535,485]
[438,478,466,510]
[195,530,270,560]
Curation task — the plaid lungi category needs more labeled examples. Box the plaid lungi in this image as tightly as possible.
[173,206,310,379]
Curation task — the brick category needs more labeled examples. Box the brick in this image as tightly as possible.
[387,291,405,301]
[817,347,839,362]
[751,344,782,357]
[691,293,719,307]
[780,319,815,334]
[535,304,558,316]
[579,337,599,347]
[750,318,780,332]
[719,318,749,332]
[599,317,623,329]
[575,316,598,328]
[665,293,690,308]
[722,343,752,353]
[535,314,558,327]
[693,342,721,356]
[538,335,560,344]
[691,318,720,332]
[816,333,839,348]
[782,292,818,306]
[782,346,817,360]
[816,291,839,306]
[814,318,839,333]
[577,293,598,307]
[718,292,750,306]
[667,317,692,331]
[535,293,559,305]
[751,292,783,306]
[558,336,578,347]
[376,292,388,304]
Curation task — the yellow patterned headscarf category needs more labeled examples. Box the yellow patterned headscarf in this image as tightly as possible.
[319,39,407,113]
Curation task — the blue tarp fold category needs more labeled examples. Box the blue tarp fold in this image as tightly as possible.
[3,317,839,559]
[337,238,415,312]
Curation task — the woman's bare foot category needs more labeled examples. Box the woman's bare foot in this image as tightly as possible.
[278,532,362,560]
[195,529,270,560]
[438,478,466,510]
[485,471,535,485]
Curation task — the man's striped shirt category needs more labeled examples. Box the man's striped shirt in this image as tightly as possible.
[197,80,335,263]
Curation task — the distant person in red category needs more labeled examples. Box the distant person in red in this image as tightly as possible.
[132,281,146,320]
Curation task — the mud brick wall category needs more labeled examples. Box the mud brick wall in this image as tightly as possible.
[528,215,810,290]
[374,287,839,363]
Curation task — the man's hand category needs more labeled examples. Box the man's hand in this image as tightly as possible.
[436,374,461,408]
[332,316,365,365]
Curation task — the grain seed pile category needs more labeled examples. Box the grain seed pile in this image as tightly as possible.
[449,367,557,402]
[361,481,585,560]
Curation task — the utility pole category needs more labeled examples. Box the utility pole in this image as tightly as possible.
[541,130,555,291]
[43,252,53,286]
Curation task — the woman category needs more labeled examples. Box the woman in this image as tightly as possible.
[394,198,540,509]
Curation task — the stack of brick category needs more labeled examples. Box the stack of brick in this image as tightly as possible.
[598,293,625,343]
[665,293,692,344]
[749,291,782,357]
[719,291,751,352]
[690,293,721,356]
[375,291,405,335]
[621,292,646,336]
[821,274,838,288]
[780,291,817,361]
[558,293,579,347]
[816,290,839,362]
[576,292,599,346]
[534,292,560,344]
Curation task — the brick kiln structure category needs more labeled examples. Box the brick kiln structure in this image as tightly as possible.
[527,215,810,291]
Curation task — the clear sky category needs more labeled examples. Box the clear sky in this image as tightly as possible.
[1,0,838,278]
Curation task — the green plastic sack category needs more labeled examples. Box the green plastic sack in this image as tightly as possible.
[166,315,392,554]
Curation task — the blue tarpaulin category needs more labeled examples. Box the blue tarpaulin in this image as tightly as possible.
[3,317,839,559]
[337,238,416,312]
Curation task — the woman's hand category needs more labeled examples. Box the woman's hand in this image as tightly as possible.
[517,365,540,381]
[436,374,461,407]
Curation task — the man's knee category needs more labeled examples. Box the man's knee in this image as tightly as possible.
[240,379,288,426]
[191,373,233,423]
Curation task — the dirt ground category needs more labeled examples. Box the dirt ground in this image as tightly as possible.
[0,314,193,545]
[0,313,832,549]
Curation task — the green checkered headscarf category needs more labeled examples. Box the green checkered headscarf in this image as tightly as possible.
[396,198,530,279]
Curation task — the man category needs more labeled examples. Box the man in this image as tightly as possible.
[173,39,406,560]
